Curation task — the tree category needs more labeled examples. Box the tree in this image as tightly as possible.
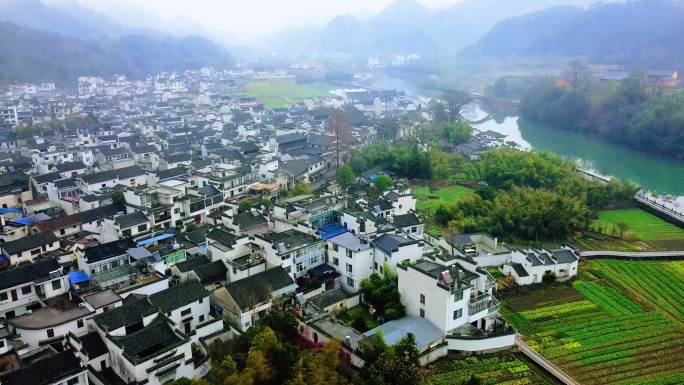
[616,219,629,239]
[365,334,422,385]
[374,175,392,194]
[291,181,311,196]
[441,90,473,122]
[563,60,591,91]
[336,165,356,192]
[239,199,254,213]
[440,122,474,145]
[112,190,126,211]
[444,221,461,255]
[327,107,351,170]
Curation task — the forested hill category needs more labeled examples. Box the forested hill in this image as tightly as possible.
[0,22,235,84]
[464,0,684,69]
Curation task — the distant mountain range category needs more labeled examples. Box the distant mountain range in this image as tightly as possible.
[463,0,684,69]
[268,0,615,57]
[0,22,235,84]
[0,0,235,84]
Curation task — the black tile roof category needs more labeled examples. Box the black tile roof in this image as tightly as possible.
[93,297,157,332]
[234,211,268,231]
[55,161,86,172]
[206,228,237,247]
[79,330,108,358]
[84,238,135,263]
[81,166,144,184]
[114,211,149,229]
[149,280,209,313]
[0,349,84,385]
[1,231,58,255]
[110,317,186,364]
[194,261,227,284]
[225,266,294,311]
[174,255,210,273]
[157,166,188,181]
[0,258,60,290]
[393,213,421,228]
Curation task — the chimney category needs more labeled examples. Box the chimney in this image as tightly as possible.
[345,336,351,345]
[494,237,498,251]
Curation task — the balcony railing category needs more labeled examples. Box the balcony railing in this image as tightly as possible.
[469,295,500,315]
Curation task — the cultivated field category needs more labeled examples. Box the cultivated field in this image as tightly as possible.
[413,185,474,214]
[424,352,561,385]
[504,260,684,384]
[230,78,332,109]
[594,208,684,241]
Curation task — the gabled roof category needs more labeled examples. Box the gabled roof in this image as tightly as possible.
[194,260,227,284]
[84,238,135,263]
[81,166,144,184]
[1,231,57,255]
[110,316,186,364]
[225,266,295,311]
[174,255,210,273]
[234,211,268,230]
[0,349,83,385]
[93,296,157,332]
[0,258,60,290]
[372,233,412,254]
[157,166,188,181]
[78,331,108,358]
[149,280,209,313]
[55,161,86,172]
[206,228,237,247]
[393,213,421,228]
[114,211,149,229]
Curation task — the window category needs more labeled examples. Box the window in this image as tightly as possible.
[0,340,4,348]
[121,229,132,237]
[0,292,7,301]
[454,292,463,302]
[67,378,79,385]
[347,277,355,287]
[199,315,205,323]
[52,280,62,290]
[332,244,339,251]
[137,224,148,232]
[181,308,191,316]
[346,250,353,258]
[346,263,353,273]
[453,309,462,320]
[411,226,417,233]
[420,294,425,304]
[419,309,425,318]
[332,257,339,266]
[31,248,41,255]
[199,298,204,304]
[111,260,119,269]
[77,319,84,328]
[47,329,54,338]
[21,286,31,295]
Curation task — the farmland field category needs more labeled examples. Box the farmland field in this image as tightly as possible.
[229,78,332,109]
[504,260,684,384]
[593,208,684,241]
[424,352,562,385]
[413,185,474,214]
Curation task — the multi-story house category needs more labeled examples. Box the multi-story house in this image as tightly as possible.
[0,232,60,266]
[326,232,373,292]
[0,258,68,319]
[253,229,327,278]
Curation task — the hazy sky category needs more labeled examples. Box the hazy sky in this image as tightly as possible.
[78,0,463,42]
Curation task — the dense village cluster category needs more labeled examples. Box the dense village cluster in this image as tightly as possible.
[0,69,579,385]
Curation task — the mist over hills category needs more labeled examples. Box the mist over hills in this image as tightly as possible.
[267,0,613,57]
[0,21,235,84]
[464,0,684,69]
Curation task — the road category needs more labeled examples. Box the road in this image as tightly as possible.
[580,250,684,259]
[515,335,581,385]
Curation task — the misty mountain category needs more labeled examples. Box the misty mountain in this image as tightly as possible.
[268,0,614,57]
[465,0,684,69]
[0,0,111,39]
[0,22,235,84]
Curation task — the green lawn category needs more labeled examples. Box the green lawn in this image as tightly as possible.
[593,208,684,241]
[229,78,332,109]
[413,185,474,214]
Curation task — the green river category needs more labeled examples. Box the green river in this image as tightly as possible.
[474,112,684,197]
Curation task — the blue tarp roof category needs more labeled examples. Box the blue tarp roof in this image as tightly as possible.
[68,271,90,284]
[9,217,30,225]
[137,233,175,246]
[318,223,349,240]
[0,208,22,215]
